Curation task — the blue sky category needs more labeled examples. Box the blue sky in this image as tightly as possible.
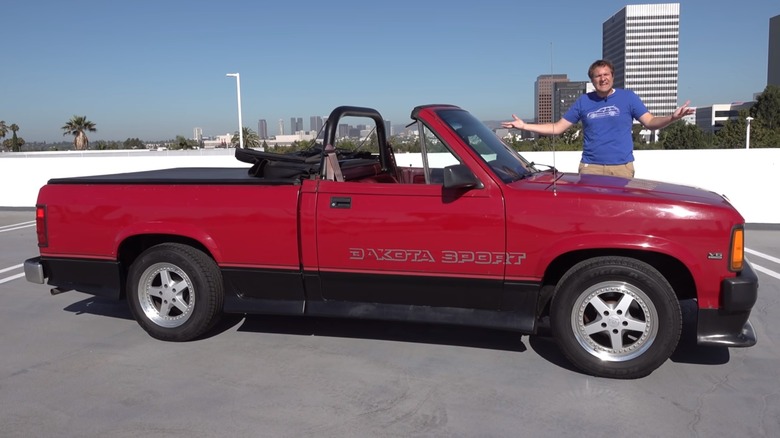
[1,0,777,142]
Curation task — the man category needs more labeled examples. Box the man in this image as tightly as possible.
[502,59,694,178]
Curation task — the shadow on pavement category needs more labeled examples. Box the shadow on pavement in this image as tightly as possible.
[236,314,528,352]
[60,297,729,366]
[63,296,133,320]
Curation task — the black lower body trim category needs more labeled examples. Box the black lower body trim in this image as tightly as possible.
[41,257,122,299]
[306,300,535,333]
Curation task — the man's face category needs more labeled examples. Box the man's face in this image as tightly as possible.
[590,66,613,94]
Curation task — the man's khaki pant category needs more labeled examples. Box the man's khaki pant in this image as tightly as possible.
[578,162,635,178]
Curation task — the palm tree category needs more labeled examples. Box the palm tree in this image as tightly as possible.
[0,120,7,143]
[9,124,21,152]
[231,127,260,148]
[62,115,97,150]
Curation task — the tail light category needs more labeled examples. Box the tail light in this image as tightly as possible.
[729,226,744,272]
[35,204,48,248]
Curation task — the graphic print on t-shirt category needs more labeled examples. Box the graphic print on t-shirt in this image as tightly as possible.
[586,106,620,119]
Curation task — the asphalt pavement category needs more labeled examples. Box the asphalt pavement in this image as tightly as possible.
[1,209,779,438]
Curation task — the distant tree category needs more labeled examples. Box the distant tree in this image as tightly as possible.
[6,124,23,152]
[172,135,196,150]
[62,115,97,150]
[751,84,780,131]
[93,140,110,150]
[123,138,145,149]
[715,112,749,148]
[231,127,259,148]
[631,124,645,146]
[659,121,707,149]
[0,120,7,146]
[560,124,583,147]
[3,135,25,153]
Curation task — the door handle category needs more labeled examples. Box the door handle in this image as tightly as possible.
[330,197,351,209]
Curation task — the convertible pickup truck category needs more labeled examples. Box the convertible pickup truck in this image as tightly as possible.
[25,104,758,379]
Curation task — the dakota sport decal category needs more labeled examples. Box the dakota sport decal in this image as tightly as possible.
[349,248,526,265]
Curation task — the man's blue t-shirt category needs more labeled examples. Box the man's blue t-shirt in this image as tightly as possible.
[562,89,649,165]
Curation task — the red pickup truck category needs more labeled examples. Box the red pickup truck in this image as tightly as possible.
[25,105,758,379]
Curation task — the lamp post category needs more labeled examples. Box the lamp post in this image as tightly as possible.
[226,73,243,149]
[745,116,753,149]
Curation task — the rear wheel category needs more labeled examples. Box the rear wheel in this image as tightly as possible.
[127,243,223,341]
[551,256,681,379]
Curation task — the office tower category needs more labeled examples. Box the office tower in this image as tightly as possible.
[769,15,780,87]
[193,127,202,142]
[257,119,268,139]
[338,124,349,139]
[603,3,680,117]
[290,117,303,133]
[278,119,285,136]
[535,74,569,124]
[553,81,588,122]
[310,116,323,133]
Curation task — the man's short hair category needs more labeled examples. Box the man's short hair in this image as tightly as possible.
[588,60,614,78]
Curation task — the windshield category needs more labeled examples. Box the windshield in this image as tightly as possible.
[437,108,536,183]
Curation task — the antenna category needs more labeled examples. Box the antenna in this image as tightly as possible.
[550,42,558,196]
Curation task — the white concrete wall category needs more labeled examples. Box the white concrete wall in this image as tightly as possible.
[1,148,778,224]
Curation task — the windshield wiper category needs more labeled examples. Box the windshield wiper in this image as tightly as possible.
[528,161,557,173]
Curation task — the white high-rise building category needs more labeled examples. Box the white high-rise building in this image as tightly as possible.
[278,119,285,136]
[603,3,680,117]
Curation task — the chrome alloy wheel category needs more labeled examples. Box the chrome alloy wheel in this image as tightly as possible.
[137,262,195,328]
[571,280,659,362]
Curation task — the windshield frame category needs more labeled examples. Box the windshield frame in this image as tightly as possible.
[435,108,538,183]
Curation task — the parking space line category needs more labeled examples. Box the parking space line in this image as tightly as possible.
[0,221,35,233]
[0,264,25,285]
[752,263,780,281]
[0,272,25,285]
[746,248,780,266]
[0,264,23,274]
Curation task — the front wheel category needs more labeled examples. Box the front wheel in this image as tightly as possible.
[551,256,682,379]
[127,243,223,341]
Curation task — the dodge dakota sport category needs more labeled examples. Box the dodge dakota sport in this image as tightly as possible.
[25,104,758,378]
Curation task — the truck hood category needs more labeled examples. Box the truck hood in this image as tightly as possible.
[515,171,732,206]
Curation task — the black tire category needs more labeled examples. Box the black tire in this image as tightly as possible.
[550,256,681,379]
[127,243,223,341]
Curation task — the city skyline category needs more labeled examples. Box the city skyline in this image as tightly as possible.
[2,1,777,143]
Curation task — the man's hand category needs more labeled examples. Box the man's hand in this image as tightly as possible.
[672,100,695,120]
[502,114,526,130]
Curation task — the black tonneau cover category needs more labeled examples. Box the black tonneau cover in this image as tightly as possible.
[48,167,299,185]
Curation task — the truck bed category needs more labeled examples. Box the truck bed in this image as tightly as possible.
[47,167,299,185]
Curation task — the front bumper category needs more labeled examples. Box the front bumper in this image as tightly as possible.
[697,261,758,348]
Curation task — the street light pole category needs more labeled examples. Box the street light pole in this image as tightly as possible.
[226,73,243,149]
[745,116,753,149]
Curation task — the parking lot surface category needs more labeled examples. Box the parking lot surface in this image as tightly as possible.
[1,209,779,437]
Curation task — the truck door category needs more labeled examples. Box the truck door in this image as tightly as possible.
[315,127,507,311]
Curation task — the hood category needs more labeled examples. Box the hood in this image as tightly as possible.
[514,171,732,206]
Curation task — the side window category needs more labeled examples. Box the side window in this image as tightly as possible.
[421,125,461,184]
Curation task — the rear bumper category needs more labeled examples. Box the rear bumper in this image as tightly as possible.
[24,257,45,284]
[697,261,758,348]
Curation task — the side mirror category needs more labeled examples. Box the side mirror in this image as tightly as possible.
[443,164,483,190]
